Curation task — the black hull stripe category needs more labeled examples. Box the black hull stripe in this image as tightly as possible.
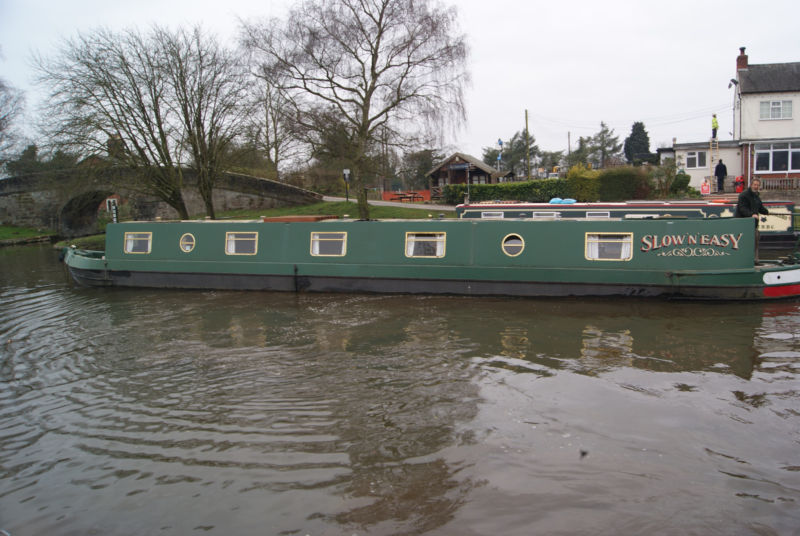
[67,266,768,300]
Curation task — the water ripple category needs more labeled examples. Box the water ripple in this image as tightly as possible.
[2,249,800,535]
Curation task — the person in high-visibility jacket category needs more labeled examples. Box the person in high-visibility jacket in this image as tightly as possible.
[711,114,719,139]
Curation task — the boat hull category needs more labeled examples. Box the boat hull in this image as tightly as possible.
[65,258,797,301]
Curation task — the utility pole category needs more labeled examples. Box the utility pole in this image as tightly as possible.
[525,110,531,181]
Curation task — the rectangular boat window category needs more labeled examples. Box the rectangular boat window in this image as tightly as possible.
[123,232,152,254]
[225,232,258,255]
[585,233,633,261]
[481,211,505,219]
[624,214,658,219]
[405,232,446,258]
[586,211,610,219]
[311,232,347,256]
[532,212,560,219]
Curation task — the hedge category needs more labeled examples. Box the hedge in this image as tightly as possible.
[441,179,569,204]
[440,166,672,205]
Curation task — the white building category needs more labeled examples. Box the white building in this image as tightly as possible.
[670,47,800,193]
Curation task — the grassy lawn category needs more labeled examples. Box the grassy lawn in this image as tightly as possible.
[55,200,455,250]
[57,234,107,250]
[0,225,56,241]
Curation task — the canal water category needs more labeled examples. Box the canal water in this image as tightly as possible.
[1,245,799,535]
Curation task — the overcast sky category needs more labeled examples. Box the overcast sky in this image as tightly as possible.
[2,0,798,159]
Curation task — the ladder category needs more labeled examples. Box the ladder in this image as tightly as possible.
[709,138,720,192]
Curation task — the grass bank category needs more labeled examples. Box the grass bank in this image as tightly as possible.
[0,225,56,244]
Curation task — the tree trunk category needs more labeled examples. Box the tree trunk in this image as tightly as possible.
[352,167,370,220]
[197,169,216,219]
[357,182,369,220]
[170,191,190,220]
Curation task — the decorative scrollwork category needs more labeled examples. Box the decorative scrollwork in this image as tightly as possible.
[657,247,730,257]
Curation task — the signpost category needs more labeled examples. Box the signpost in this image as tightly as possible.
[343,169,350,202]
[106,198,119,223]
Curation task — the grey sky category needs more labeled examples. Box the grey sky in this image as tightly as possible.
[2,0,798,159]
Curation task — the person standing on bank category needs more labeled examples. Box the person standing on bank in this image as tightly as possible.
[714,159,727,192]
[735,178,769,260]
[711,114,719,139]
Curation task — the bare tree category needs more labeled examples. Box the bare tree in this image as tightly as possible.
[241,0,469,219]
[244,78,304,181]
[158,26,251,219]
[35,26,250,219]
[35,28,190,218]
[0,78,25,166]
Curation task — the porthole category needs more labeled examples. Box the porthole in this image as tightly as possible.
[179,233,196,253]
[502,233,525,257]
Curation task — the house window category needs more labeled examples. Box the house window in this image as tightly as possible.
[225,232,258,255]
[501,234,525,257]
[179,233,195,253]
[123,232,152,254]
[585,233,633,261]
[755,142,800,172]
[405,232,446,258]
[310,232,347,256]
[686,151,707,169]
[760,100,793,120]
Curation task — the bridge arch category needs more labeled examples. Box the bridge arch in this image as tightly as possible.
[58,190,114,238]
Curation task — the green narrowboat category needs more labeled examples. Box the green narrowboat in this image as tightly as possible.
[62,216,800,300]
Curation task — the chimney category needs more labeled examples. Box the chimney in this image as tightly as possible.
[737,47,748,71]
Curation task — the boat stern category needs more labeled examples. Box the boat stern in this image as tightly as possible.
[762,266,800,298]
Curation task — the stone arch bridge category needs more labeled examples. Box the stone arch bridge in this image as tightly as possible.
[0,168,322,237]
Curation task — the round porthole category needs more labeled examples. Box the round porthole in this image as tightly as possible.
[179,233,196,252]
[502,233,524,257]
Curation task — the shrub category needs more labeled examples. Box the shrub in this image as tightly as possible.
[596,166,650,201]
[671,171,691,194]
[566,164,599,201]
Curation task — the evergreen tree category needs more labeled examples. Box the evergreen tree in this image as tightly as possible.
[623,121,651,164]
[566,136,592,168]
[402,149,443,190]
[4,144,39,176]
[590,122,623,168]
[482,130,538,177]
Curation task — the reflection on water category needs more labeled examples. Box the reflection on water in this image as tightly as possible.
[1,245,799,535]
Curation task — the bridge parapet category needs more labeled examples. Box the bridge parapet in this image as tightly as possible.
[0,168,323,236]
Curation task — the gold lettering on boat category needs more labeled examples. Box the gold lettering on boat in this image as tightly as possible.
[640,233,742,254]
